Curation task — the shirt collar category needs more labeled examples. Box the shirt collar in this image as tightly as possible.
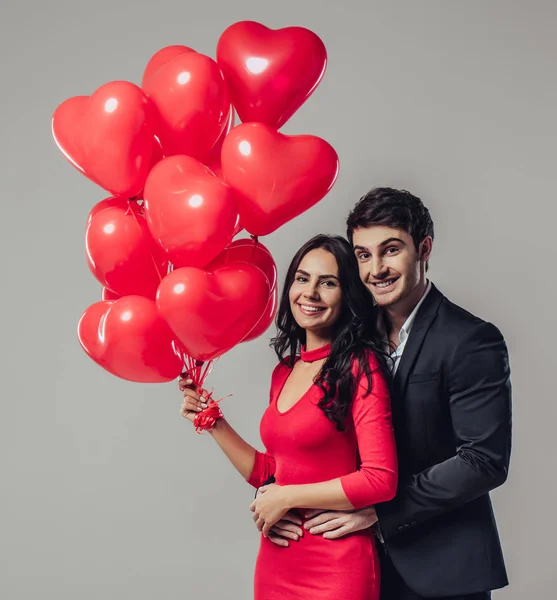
[398,280,432,344]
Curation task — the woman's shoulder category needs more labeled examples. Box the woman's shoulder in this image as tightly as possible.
[350,347,382,372]
[271,355,297,379]
[349,348,390,401]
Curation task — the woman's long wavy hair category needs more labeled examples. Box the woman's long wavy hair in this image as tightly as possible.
[271,234,389,431]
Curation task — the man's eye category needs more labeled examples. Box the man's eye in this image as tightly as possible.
[358,253,370,260]
[385,247,399,255]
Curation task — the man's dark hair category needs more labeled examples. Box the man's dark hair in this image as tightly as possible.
[347,187,434,248]
[346,187,434,269]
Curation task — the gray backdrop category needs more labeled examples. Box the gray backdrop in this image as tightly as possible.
[1,0,555,598]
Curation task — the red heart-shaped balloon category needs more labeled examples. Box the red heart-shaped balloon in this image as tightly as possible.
[217,21,327,128]
[142,52,231,161]
[52,96,88,175]
[77,297,183,383]
[156,263,270,361]
[78,300,113,369]
[52,81,156,198]
[221,122,339,236]
[245,285,278,342]
[87,196,129,224]
[141,45,196,89]
[135,138,165,200]
[205,105,235,173]
[206,238,277,341]
[85,198,167,298]
[143,155,238,268]
[101,287,120,301]
[208,238,277,289]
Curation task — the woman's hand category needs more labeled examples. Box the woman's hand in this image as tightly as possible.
[178,375,208,423]
[249,484,293,536]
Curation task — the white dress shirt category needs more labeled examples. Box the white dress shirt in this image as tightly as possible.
[385,280,432,375]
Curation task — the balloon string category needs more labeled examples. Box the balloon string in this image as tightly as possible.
[249,235,259,261]
[182,355,216,389]
[201,357,217,383]
[195,360,203,385]
[180,355,226,433]
[127,199,165,283]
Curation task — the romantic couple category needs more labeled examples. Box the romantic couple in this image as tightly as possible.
[179,187,512,600]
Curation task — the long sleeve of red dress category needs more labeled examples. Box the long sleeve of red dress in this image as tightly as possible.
[339,364,398,508]
[247,450,276,489]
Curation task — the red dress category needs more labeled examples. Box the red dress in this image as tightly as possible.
[247,345,398,600]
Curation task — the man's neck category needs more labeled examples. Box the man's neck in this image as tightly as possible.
[384,279,429,338]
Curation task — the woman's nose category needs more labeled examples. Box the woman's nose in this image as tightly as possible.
[303,284,319,299]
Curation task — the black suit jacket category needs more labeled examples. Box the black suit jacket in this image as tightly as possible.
[375,283,512,597]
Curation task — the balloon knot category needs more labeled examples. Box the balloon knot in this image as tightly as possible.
[193,391,231,434]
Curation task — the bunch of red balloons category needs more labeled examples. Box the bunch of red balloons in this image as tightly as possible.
[52,20,339,385]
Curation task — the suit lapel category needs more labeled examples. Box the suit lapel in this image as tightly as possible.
[392,284,444,401]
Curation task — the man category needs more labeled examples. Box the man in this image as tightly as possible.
[262,188,512,600]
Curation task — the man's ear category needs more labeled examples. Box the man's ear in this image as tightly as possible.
[419,236,433,262]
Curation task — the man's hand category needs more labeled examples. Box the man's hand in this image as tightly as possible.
[303,506,378,539]
[266,512,304,548]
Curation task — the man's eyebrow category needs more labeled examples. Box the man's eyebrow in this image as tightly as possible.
[354,238,406,252]
[379,237,406,247]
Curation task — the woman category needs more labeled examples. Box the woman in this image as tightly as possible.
[179,234,398,599]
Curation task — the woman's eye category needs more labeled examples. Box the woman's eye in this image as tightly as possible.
[321,280,336,287]
[296,276,307,282]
